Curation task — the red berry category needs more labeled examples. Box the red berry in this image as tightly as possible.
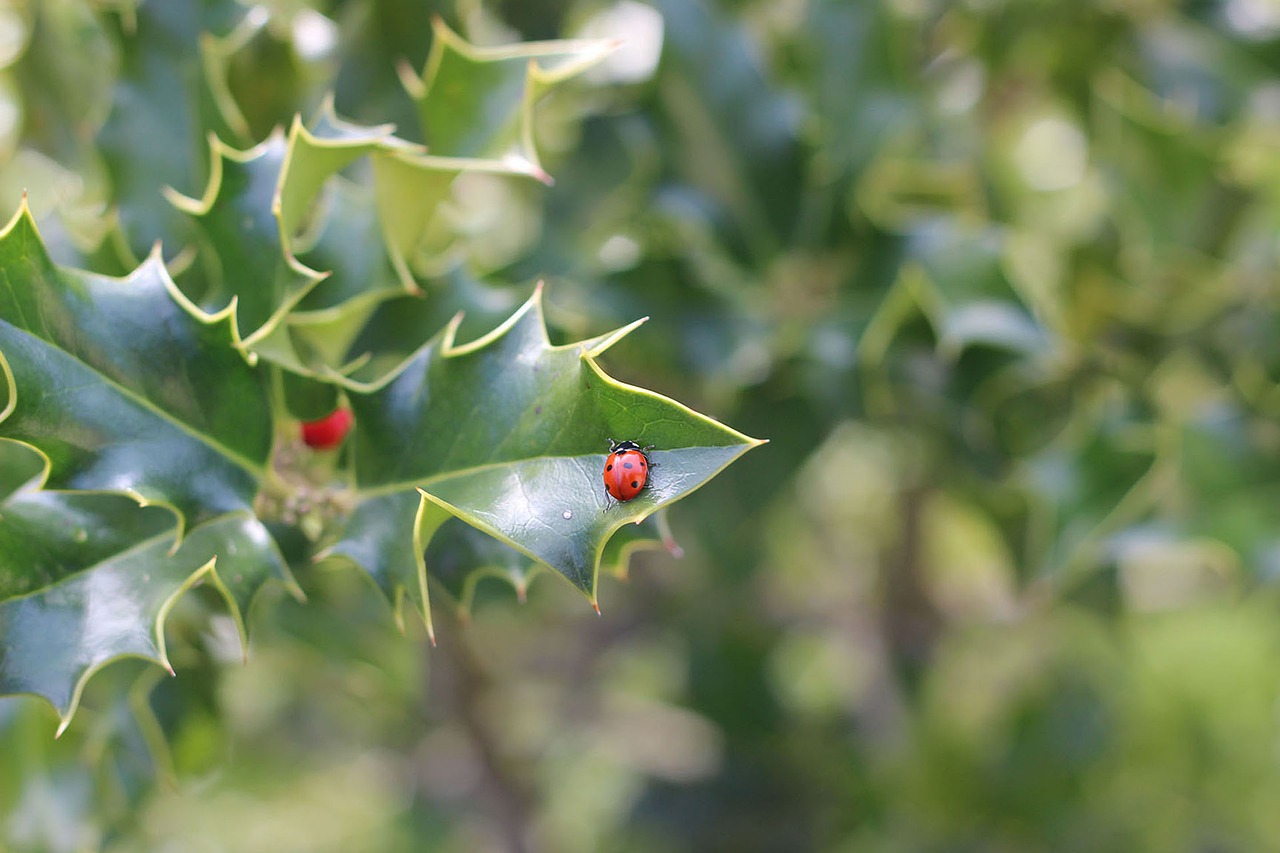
[301,407,353,449]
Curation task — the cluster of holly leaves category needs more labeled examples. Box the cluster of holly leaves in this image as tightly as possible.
[0,4,761,734]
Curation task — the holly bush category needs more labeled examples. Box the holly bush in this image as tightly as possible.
[6,0,1280,851]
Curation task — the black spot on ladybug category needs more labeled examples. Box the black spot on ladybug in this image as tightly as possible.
[624,461,634,469]
[607,463,613,471]
[631,480,639,488]
[640,460,646,467]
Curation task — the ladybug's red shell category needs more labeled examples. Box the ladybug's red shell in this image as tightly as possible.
[604,439,652,503]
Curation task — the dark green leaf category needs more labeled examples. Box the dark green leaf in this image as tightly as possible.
[0,498,294,733]
[0,204,271,530]
[326,288,762,628]
[168,132,325,349]
[96,0,253,260]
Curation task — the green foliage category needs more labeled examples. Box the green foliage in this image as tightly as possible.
[0,209,270,527]
[0,1,758,737]
[328,290,758,633]
[4,0,1280,850]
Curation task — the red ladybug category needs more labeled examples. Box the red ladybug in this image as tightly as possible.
[603,439,654,504]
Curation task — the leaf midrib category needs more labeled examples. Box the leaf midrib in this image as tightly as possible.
[352,444,745,500]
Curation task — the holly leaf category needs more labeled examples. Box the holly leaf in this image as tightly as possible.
[276,96,421,256]
[166,131,327,351]
[405,17,617,175]
[0,202,271,532]
[292,178,408,318]
[171,100,467,368]
[96,0,253,261]
[324,287,763,635]
[0,492,294,735]
[268,146,567,379]
[371,148,549,277]
[600,511,682,581]
[167,97,416,353]
[422,515,544,616]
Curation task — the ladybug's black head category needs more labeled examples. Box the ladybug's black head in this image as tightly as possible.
[608,439,645,453]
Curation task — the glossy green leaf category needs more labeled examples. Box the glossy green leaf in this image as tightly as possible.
[0,203,270,530]
[276,97,419,253]
[340,267,526,383]
[418,508,674,614]
[168,99,414,354]
[325,288,763,631]
[0,495,294,734]
[321,491,431,633]
[96,0,252,260]
[0,439,43,502]
[167,132,326,350]
[292,179,409,318]
[175,100,473,369]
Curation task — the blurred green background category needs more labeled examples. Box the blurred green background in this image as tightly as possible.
[6,0,1280,850]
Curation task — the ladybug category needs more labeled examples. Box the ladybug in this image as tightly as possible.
[603,438,654,504]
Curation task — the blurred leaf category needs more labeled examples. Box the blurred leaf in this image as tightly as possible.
[275,97,417,252]
[422,515,543,613]
[1021,395,1162,581]
[650,0,805,256]
[408,16,615,175]
[370,148,543,279]
[801,0,916,182]
[13,0,117,166]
